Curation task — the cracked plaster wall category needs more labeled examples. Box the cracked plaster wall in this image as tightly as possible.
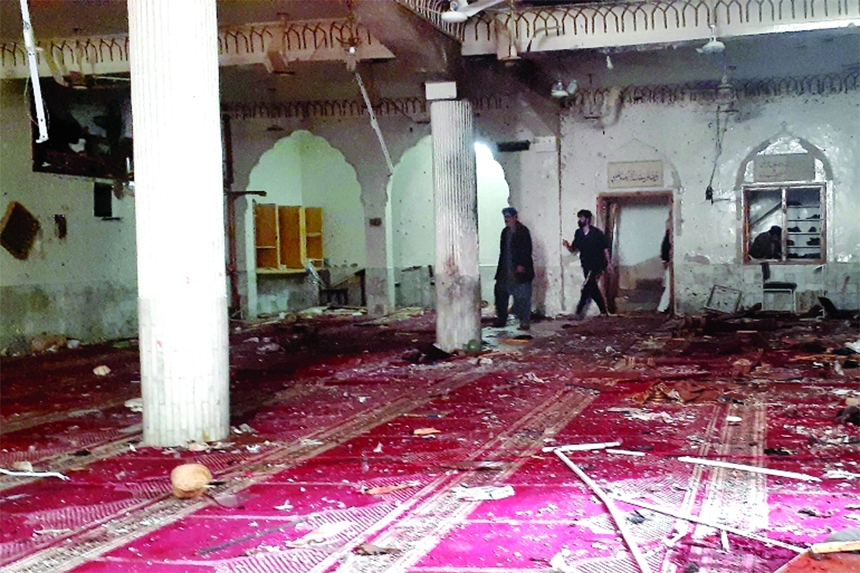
[0,80,138,353]
[560,91,860,314]
[228,114,428,318]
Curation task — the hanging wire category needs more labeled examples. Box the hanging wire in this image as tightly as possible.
[706,106,730,203]
[354,71,395,175]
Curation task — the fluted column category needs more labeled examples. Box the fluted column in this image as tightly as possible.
[430,99,481,352]
[128,0,229,446]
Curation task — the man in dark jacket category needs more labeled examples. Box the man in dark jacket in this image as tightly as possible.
[749,225,782,259]
[494,207,535,330]
[563,209,611,318]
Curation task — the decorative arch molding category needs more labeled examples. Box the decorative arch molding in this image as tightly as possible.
[394,0,860,48]
[734,129,834,190]
[567,70,859,114]
[222,95,507,120]
[0,18,393,79]
[453,0,860,55]
[220,71,856,121]
[0,34,131,77]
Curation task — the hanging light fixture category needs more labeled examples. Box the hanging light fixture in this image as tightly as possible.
[550,79,578,99]
[697,24,725,54]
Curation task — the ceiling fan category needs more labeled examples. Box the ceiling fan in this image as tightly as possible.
[441,0,507,23]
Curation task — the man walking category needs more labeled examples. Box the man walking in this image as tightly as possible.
[494,207,534,330]
[563,209,611,318]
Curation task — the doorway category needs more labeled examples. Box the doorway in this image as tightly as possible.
[387,137,510,309]
[599,192,673,314]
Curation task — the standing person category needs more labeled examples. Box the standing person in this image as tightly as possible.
[493,207,535,330]
[657,224,672,313]
[563,209,611,318]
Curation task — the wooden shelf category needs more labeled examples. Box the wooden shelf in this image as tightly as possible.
[254,204,324,273]
[257,267,308,275]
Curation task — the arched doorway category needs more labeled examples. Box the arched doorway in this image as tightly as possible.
[387,136,510,308]
[245,130,365,316]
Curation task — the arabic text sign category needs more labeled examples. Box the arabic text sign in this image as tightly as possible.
[608,161,663,189]
[754,153,814,183]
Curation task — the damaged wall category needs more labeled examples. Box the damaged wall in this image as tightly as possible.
[0,80,138,354]
[227,112,429,318]
[473,93,565,316]
[242,130,365,316]
[388,135,510,308]
[561,89,860,315]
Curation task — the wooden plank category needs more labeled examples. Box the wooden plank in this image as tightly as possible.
[254,203,278,248]
[278,206,302,269]
[810,540,860,555]
[305,207,322,234]
[254,203,279,269]
[256,247,279,269]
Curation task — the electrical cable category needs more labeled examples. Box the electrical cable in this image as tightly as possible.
[706,106,729,203]
[354,71,395,175]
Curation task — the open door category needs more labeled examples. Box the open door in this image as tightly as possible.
[600,192,672,314]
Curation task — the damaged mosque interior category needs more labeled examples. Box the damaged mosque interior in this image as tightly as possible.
[0,1,859,572]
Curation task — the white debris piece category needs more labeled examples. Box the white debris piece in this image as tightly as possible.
[256,342,282,354]
[124,398,143,412]
[286,522,353,547]
[549,548,577,573]
[454,484,515,501]
[0,468,70,481]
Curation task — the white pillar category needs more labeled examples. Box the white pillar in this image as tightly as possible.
[430,99,482,352]
[129,0,229,446]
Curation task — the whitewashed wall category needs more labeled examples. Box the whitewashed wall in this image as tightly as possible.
[387,135,510,307]
[228,114,429,317]
[0,81,138,353]
[474,95,564,316]
[5,81,855,351]
[561,90,860,314]
[244,131,365,316]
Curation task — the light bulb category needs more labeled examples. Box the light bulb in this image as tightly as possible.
[551,81,568,98]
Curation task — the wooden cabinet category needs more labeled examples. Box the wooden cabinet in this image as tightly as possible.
[254,204,323,273]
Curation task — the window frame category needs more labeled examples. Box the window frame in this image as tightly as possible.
[742,183,826,264]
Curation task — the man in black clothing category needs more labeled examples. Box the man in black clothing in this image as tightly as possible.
[563,209,612,318]
[494,207,535,330]
[749,225,782,259]
[658,225,672,313]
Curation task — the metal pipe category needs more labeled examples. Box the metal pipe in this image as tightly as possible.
[554,450,652,573]
[19,0,48,142]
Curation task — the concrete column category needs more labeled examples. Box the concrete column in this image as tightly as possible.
[430,99,481,352]
[128,0,229,446]
[364,202,392,317]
